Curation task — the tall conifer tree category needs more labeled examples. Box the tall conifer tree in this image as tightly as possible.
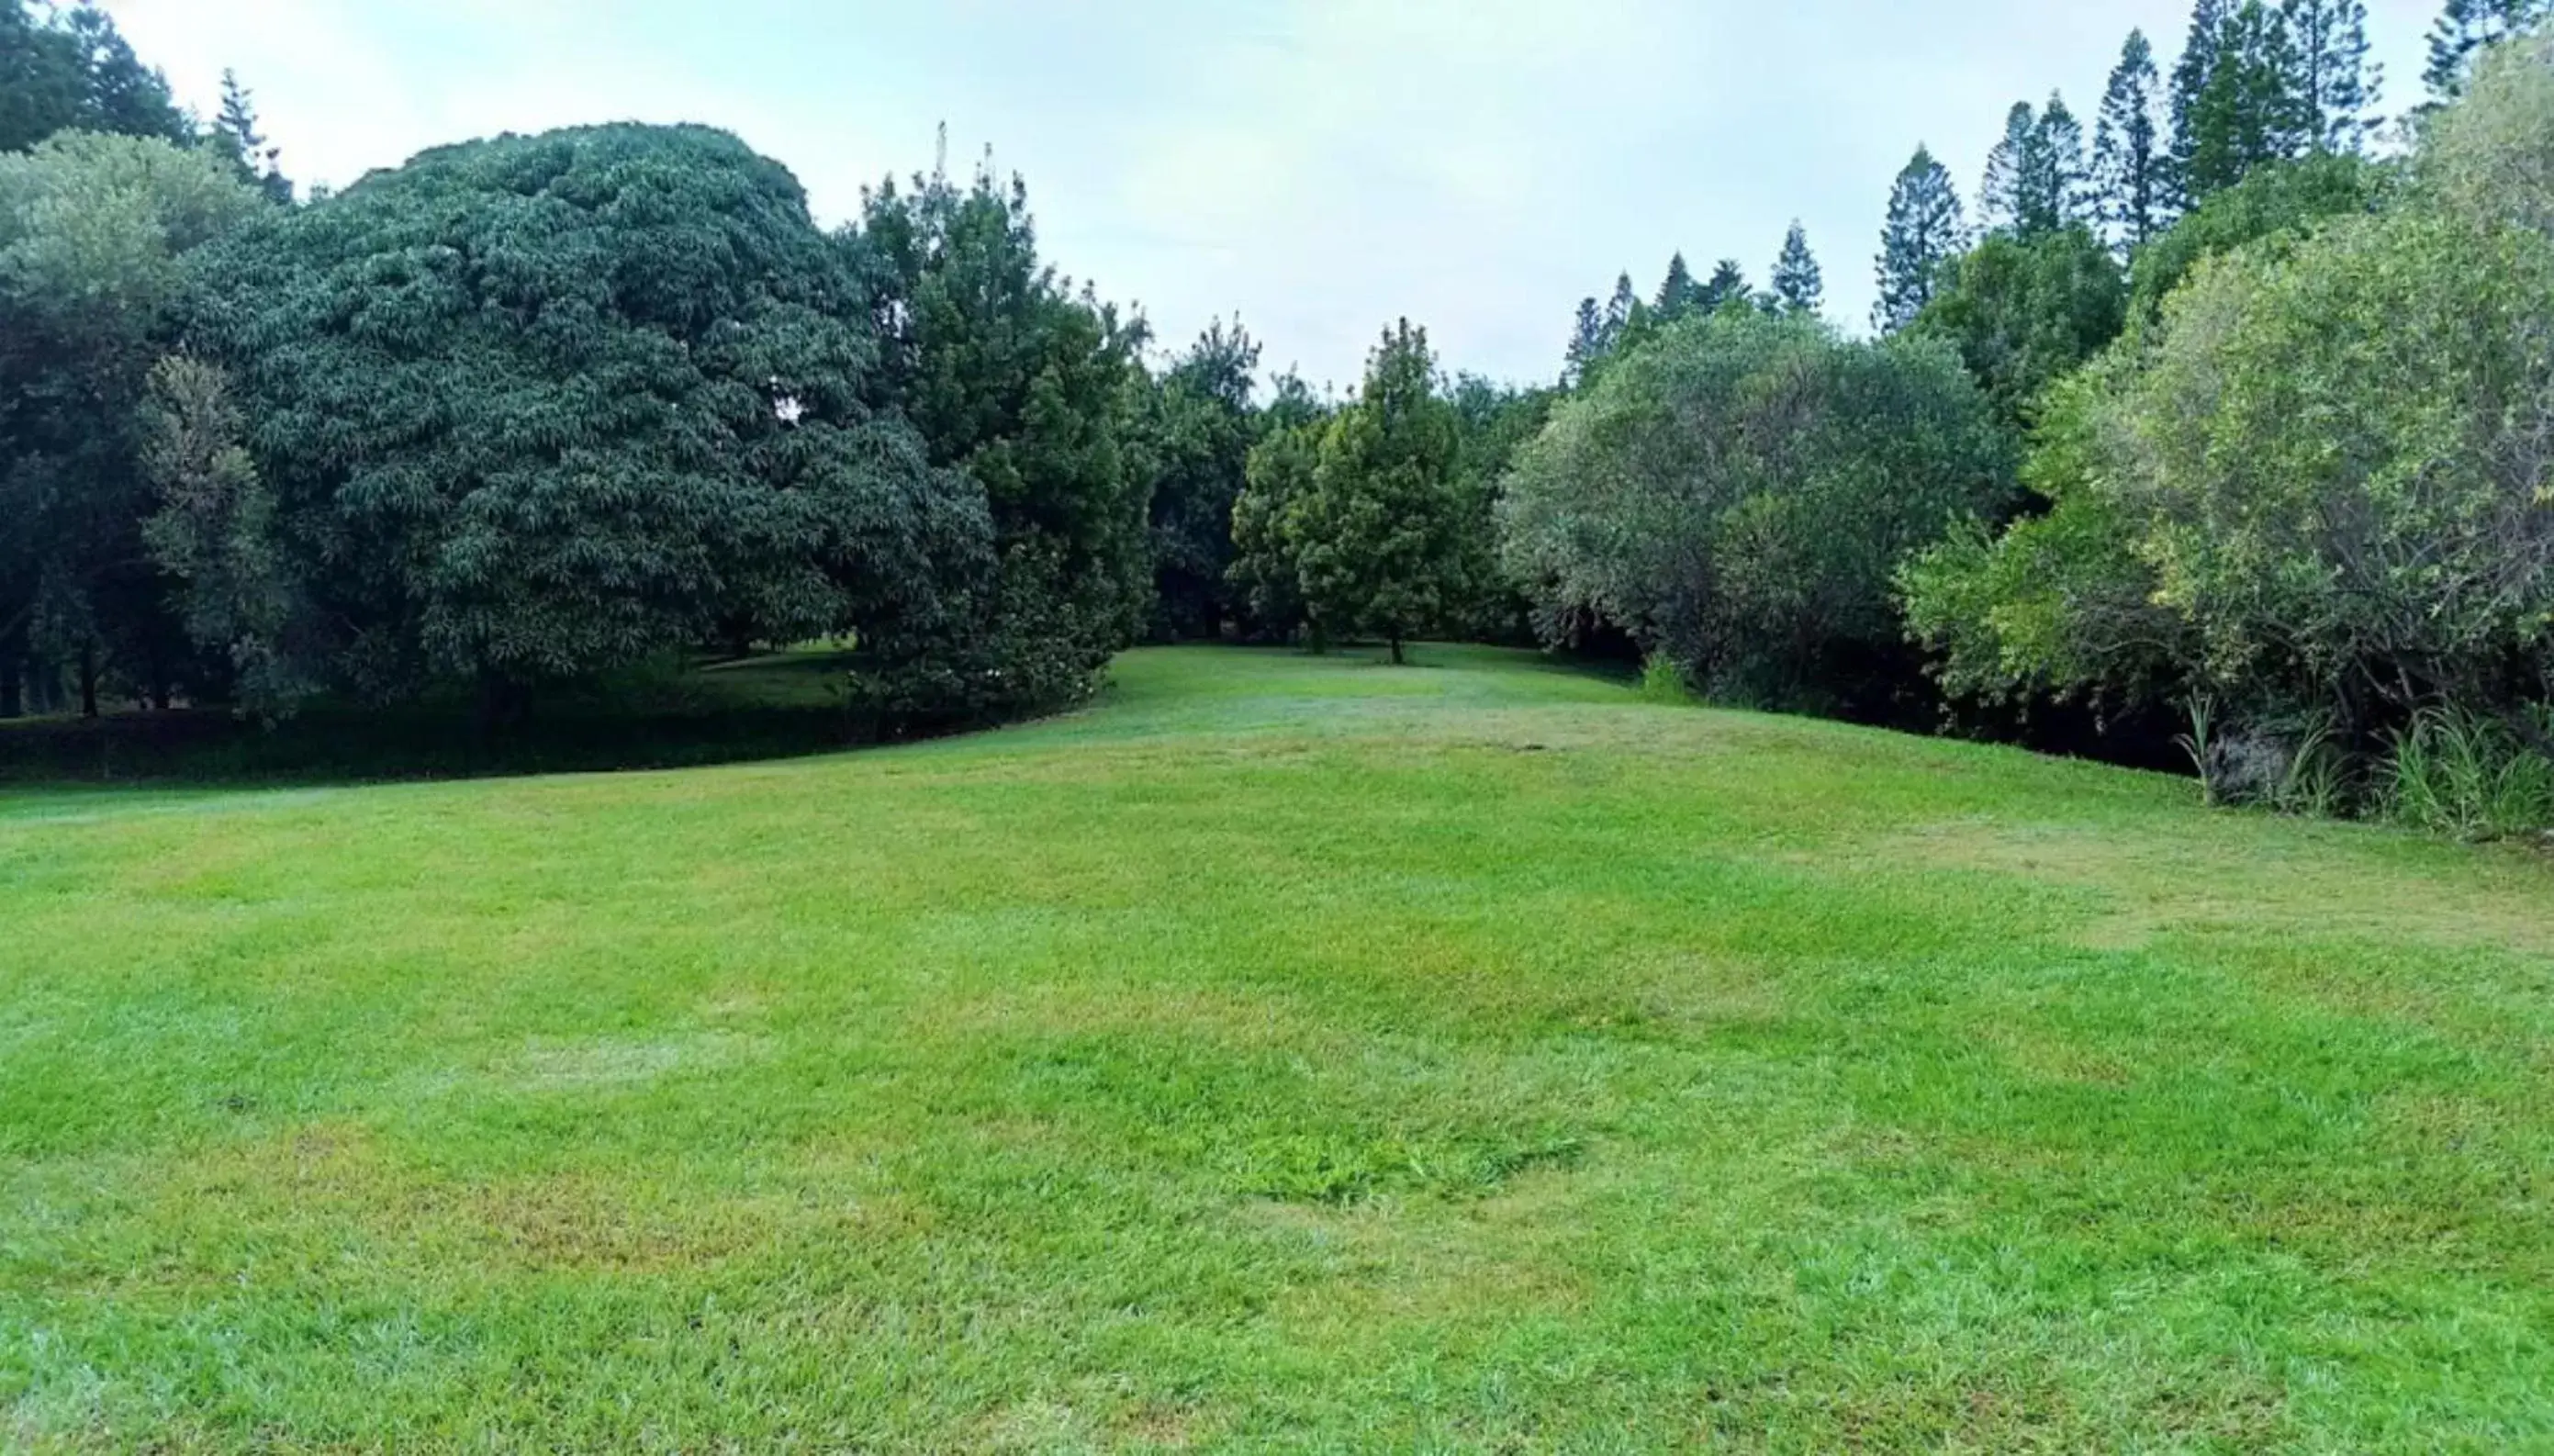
[2179,2,2307,201]
[2169,0,2235,209]
[2093,31,2168,252]
[1600,272,1640,353]
[212,70,293,204]
[1655,252,1700,320]
[2425,0,2553,100]
[1700,259,1750,314]
[1563,297,1606,386]
[1980,102,2038,234]
[1874,146,1966,332]
[2280,0,2380,150]
[1769,222,1824,318]
[1983,96,2088,238]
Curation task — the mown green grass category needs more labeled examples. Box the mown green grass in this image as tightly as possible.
[2,645,2548,1452]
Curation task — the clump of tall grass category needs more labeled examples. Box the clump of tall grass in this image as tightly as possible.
[1637,654,1697,705]
[2380,706,2554,842]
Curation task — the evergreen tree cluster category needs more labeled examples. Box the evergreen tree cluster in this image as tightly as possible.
[6,0,2552,821]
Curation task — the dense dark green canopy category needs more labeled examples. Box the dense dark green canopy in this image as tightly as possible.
[186,123,987,700]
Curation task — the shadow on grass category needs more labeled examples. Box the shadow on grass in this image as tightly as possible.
[0,653,886,790]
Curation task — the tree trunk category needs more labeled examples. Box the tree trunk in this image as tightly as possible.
[78,643,99,720]
[1389,632,1406,666]
[1307,619,1329,656]
[0,638,19,721]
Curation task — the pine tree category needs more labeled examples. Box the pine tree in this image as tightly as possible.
[212,70,293,205]
[1600,272,1640,352]
[2093,31,2168,252]
[1563,297,1606,386]
[2425,0,2553,100]
[1980,102,2037,234]
[1700,259,1750,314]
[1769,222,1823,318]
[2180,1,2308,202]
[2035,95,2090,228]
[1982,96,2087,238]
[1874,146,1966,332]
[1655,252,1700,320]
[2281,0,2380,150]
[2169,0,2235,209]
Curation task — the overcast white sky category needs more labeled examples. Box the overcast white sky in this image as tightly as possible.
[98,0,2438,390]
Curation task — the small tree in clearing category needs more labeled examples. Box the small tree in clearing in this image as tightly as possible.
[1290,320,1463,665]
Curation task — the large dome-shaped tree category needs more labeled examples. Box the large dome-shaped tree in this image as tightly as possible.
[180,123,989,713]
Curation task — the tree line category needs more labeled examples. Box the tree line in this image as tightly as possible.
[5,0,2553,836]
[1520,0,2554,834]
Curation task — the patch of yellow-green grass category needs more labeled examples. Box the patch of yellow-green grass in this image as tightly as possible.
[2,644,2549,1451]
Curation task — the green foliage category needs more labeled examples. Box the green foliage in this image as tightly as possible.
[2093,30,2169,252]
[1562,296,1607,386]
[1601,272,1639,343]
[1913,226,2125,433]
[1916,55,2554,829]
[1699,258,1750,314]
[185,124,990,712]
[862,157,1156,701]
[2169,0,2237,205]
[1229,337,1507,659]
[1767,220,1822,317]
[1914,202,2554,763]
[0,131,258,333]
[2416,25,2554,232]
[0,132,261,716]
[2282,0,2380,150]
[1635,653,1695,704]
[2382,705,2554,839]
[1980,96,2088,238]
[1229,404,1325,644]
[1653,252,1699,321]
[1289,320,1464,663]
[2179,1,2311,201]
[2123,209,2554,732]
[2425,0,2553,100]
[137,354,304,714]
[1898,369,2188,713]
[209,69,293,205]
[1444,375,1552,642]
[0,0,190,153]
[2128,151,2386,320]
[1143,319,1260,640]
[2175,694,2225,805]
[1501,310,2010,712]
[1873,147,1965,332]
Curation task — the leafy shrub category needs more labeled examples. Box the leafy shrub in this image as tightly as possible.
[2126,152,2388,324]
[1912,224,2125,433]
[1500,310,2010,718]
[1907,207,2554,759]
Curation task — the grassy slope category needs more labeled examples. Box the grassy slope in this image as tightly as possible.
[1,645,2548,1452]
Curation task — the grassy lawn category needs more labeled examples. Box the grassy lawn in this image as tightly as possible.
[2,644,2548,1451]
